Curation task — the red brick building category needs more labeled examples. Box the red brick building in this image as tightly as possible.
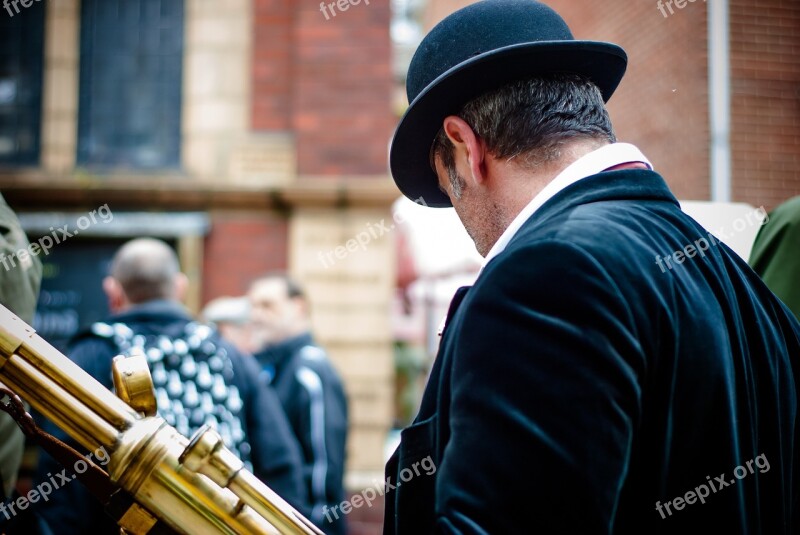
[1,1,397,533]
[423,0,800,209]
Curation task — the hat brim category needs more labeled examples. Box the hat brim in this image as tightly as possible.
[390,40,627,208]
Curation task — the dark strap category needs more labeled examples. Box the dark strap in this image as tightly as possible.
[0,388,177,535]
[0,388,116,502]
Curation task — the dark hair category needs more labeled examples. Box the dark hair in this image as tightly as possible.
[255,271,305,299]
[432,74,616,192]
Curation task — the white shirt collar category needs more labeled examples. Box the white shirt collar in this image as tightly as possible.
[482,142,652,266]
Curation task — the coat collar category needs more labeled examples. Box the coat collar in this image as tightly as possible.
[70,300,193,347]
[502,169,679,255]
[254,332,315,370]
[107,299,192,324]
[434,169,677,351]
[482,143,652,265]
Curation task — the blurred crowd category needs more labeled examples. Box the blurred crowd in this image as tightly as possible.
[0,204,349,535]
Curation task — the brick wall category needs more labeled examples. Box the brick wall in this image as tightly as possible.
[422,0,799,210]
[252,0,395,175]
[729,0,800,210]
[294,0,394,175]
[202,211,289,302]
[253,0,293,131]
[552,0,711,202]
[247,6,397,535]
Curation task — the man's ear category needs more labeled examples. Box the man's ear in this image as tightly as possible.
[174,273,189,303]
[289,295,304,317]
[290,296,310,331]
[103,276,126,313]
[442,115,487,185]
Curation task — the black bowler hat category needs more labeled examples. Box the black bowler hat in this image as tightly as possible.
[390,0,627,208]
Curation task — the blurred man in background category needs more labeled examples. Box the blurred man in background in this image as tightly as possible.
[202,295,253,354]
[35,238,307,534]
[249,273,348,535]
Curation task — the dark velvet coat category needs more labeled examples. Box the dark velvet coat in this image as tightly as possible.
[384,169,800,534]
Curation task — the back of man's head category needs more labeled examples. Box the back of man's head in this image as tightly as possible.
[433,74,616,186]
[109,238,181,305]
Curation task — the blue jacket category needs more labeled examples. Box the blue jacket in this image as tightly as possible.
[255,333,349,535]
[34,300,307,534]
[384,169,800,534]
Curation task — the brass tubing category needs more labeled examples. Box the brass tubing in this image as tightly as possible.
[0,304,137,431]
[228,471,324,535]
[1,353,120,450]
[180,428,322,535]
[0,305,322,535]
[109,419,279,535]
[14,334,138,431]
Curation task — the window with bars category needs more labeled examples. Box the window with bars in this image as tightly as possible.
[77,0,184,170]
[0,4,45,166]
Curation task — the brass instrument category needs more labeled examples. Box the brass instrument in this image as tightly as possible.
[0,304,323,535]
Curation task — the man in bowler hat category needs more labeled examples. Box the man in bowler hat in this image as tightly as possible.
[384,1,800,533]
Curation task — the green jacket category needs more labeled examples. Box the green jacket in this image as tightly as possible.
[750,196,800,322]
[0,193,42,498]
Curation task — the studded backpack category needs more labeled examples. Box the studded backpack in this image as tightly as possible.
[90,320,253,470]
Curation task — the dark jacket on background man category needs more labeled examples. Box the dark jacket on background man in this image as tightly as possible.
[384,169,800,534]
[34,300,307,534]
[255,333,348,535]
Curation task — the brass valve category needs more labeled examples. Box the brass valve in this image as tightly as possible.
[112,350,157,417]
